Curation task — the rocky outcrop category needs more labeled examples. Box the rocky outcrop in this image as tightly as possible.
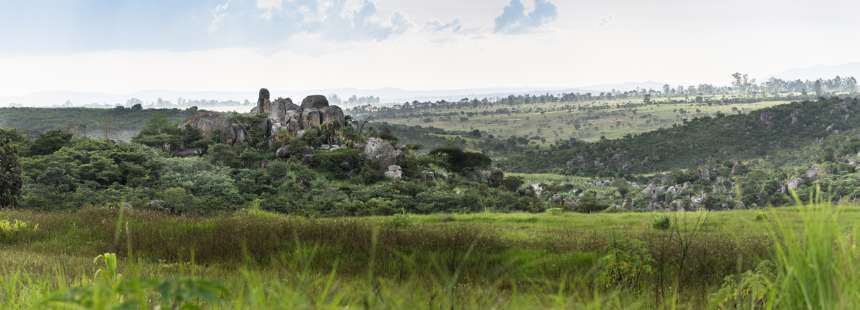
[182,89,351,148]
[257,88,271,114]
[363,138,401,169]
[180,111,247,145]
[253,90,347,136]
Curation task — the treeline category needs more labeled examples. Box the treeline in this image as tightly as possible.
[352,75,856,120]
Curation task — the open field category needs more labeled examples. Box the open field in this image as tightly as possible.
[2,205,859,308]
[373,99,790,145]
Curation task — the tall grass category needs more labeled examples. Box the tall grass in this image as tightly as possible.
[2,203,860,308]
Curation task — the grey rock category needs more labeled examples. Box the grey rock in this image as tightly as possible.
[276,145,291,159]
[384,165,403,180]
[257,88,271,114]
[363,137,400,169]
[301,95,329,110]
[322,106,346,127]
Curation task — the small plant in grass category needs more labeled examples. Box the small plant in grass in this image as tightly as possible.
[652,216,671,230]
[546,207,564,215]
[387,211,412,229]
[597,239,654,290]
[0,219,37,242]
[44,253,227,308]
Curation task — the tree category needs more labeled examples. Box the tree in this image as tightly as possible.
[0,132,22,207]
[430,147,492,173]
[133,115,180,152]
[29,129,73,156]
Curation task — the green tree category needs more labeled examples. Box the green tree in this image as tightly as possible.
[0,133,22,207]
[133,115,180,153]
[429,147,492,173]
[29,129,73,156]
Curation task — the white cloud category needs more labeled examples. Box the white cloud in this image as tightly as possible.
[256,0,282,19]
[207,0,413,45]
[209,0,232,33]
[494,0,557,34]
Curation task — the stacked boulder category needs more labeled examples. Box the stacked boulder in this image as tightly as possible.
[188,88,348,145]
[253,89,346,136]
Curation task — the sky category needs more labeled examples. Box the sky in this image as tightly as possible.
[1,0,860,97]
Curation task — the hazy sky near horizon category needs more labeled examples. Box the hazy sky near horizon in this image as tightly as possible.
[1,0,859,96]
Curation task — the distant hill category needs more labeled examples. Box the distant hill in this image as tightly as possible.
[0,107,192,141]
[773,63,860,81]
[502,98,860,175]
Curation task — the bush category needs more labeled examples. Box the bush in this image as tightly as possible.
[29,129,73,156]
[312,148,364,179]
[0,133,22,207]
[546,208,564,215]
[429,147,492,173]
[652,216,671,230]
[596,239,654,290]
[159,158,243,206]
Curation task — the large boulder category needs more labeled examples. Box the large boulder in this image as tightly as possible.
[284,110,302,134]
[301,95,329,110]
[363,138,401,169]
[181,111,247,145]
[384,165,403,180]
[271,98,296,123]
[303,109,323,129]
[322,106,346,127]
[257,88,272,114]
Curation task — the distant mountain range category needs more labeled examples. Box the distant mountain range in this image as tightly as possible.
[771,63,860,80]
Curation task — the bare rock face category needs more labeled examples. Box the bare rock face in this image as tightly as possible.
[301,95,329,110]
[384,165,403,180]
[303,109,323,129]
[364,138,400,169]
[322,106,346,126]
[181,111,247,145]
[257,88,272,114]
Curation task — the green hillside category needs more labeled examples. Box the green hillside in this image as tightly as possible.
[0,107,192,141]
[502,98,860,175]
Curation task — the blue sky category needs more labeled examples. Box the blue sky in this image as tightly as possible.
[0,0,556,52]
[1,0,859,96]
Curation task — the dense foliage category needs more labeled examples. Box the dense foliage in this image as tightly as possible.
[5,112,543,215]
[0,129,23,207]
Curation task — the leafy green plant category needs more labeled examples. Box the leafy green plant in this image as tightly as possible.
[0,219,37,243]
[596,239,654,291]
[652,216,671,230]
[43,253,227,309]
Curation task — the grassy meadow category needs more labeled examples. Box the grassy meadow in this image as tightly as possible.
[2,204,859,308]
[373,99,790,145]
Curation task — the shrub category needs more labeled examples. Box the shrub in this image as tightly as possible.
[29,129,73,156]
[596,239,654,290]
[652,216,671,230]
[0,135,22,207]
[429,147,492,173]
[546,208,564,215]
[0,219,37,243]
[312,148,364,179]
